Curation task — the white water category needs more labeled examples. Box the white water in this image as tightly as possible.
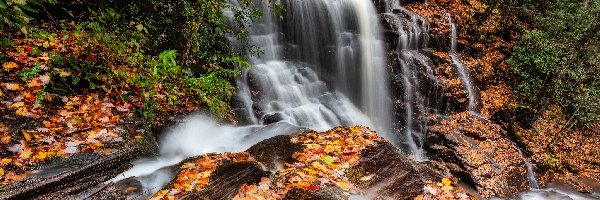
[384,5,441,160]
[112,0,391,197]
[353,0,391,134]
[235,0,390,134]
[448,16,479,113]
[110,115,300,196]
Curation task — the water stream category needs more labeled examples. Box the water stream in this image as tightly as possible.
[447,15,479,114]
[384,6,438,160]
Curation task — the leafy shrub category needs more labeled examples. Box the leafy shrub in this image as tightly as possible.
[509,0,600,127]
[0,0,57,28]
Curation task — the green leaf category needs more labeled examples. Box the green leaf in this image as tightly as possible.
[323,156,334,165]
[135,24,144,31]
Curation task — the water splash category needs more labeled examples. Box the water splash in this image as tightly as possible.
[111,115,300,197]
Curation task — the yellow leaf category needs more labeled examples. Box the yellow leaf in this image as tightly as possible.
[20,148,33,159]
[335,180,349,191]
[441,185,453,191]
[21,130,31,142]
[5,83,21,91]
[442,178,451,186]
[35,151,48,160]
[2,62,18,70]
[10,102,24,108]
[415,195,424,200]
[16,107,28,116]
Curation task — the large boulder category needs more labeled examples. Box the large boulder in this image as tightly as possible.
[141,126,470,200]
[426,112,531,198]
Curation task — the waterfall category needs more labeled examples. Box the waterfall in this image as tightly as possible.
[524,159,540,189]
[237,0,390,135]
[112,0,392,197]
[384,5,440,160]
[448,16,479,113]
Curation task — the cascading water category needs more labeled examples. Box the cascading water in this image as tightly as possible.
[111,0,391,197]
[383,6,441,160]
[232,1,389,130]
[448,16,479,114]
[236,0,390,134]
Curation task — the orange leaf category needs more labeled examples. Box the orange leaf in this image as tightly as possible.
[1,136,10,144]
[21,130,31,142]
[27,79,42,88]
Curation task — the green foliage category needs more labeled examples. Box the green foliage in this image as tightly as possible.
[509,0,600,127]
[0,0,57,29]
[19,63,42,81]
[543,154,564,172]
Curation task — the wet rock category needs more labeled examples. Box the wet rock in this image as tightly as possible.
[182,161,270,200]
[247,135,301,171]
[425,113,530,198]
[0,145,146,200]
[148,126,451,199]
[262,112,286,125]
[347,141,441,199]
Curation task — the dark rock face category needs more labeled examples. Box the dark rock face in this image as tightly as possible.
[0,145,145,200]
[246,135,301,171]
[425,113,530,198]
[182,161,270,200]
[347,142,441,199]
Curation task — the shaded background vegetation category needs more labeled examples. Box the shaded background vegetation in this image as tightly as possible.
[1,0,262,123]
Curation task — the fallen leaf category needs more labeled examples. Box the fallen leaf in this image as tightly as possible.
[39,75,51,84]
[5,83,21,91]
[16,107,28,116]
[323,155,334,165]
[21,130,31,142]
[442,178,451,186]
[7,144,23,153]
[35,151,48,160]
[27,79,42,88]
[1,136,11,144]
[2,62,18,70]
[63,146,78,154]
[1,158,11,165]
[10,102,24,108]
[20,148,33,159]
